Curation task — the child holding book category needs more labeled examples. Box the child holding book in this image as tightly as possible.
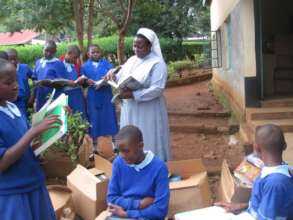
[32,40,68,111]
[80,44,118,159]
[62,45,87,120]
[6,48,33,119]
[215,124,293,220]
[0,58,60,220]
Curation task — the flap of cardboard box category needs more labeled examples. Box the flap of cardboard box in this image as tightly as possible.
[95,155,112,177]
[169,172,207,190]
[219,160,252,203]
[47,185,72,218]
[168,159,206,179]
[67,164,104,201]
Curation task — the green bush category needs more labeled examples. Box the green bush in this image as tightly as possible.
[168,59,196,79]
[0,36,206,66]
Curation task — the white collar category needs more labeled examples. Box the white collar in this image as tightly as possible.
[261,164,291,178]
[128,151,154,172]
[16,63,20,71]
[0,101,21,119]
[91,60,99,68]
[40,57,59,68]
[63,61,73,72]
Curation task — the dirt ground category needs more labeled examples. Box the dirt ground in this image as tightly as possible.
[164,77,245,202]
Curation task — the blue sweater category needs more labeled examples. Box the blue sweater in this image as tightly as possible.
[248,172,293,219]
[107,156,170,220]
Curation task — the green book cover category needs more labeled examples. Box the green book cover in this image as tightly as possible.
[33,93,68,156]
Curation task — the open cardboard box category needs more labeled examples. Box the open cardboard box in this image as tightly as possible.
[67,155,112,220]
[218,160,251,203]
[167,159,211,218]
[47,185,73,219]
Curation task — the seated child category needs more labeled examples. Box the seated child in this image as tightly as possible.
[215,124,293,220]
[106,125,170,220]
[0,58,60,220]
[6,48,33,119]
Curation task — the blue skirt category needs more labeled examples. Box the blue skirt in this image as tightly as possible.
[0,184,57,220]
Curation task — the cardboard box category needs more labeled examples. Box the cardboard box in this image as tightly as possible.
[47,185,73,219]
[167,159,211,218]
[218,160,251,203]
[67,155,112,220]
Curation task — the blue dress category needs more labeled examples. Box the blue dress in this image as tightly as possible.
[0,102,56,220]
[63,61,87,120]
[13,64,33,118]
[33,58,68,111]
[81,58,118,139]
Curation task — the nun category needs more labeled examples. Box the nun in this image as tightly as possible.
[106,27,171,161]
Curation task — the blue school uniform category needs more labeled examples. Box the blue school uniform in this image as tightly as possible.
[63,61,87,120]
[33,58,68,111]
[81,58,118,139]
[13,64,33,118]
[0,102,56,220]
[247,164,293,220]
[107,151,170,220]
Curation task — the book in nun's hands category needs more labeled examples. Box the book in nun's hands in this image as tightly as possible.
[32,90,68,156]
[107,75,142,91]
[34,78,75,89]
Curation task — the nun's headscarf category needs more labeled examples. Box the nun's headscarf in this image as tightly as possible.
[136,28,163,59]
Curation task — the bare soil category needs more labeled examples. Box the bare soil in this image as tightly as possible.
[165,78,245,202]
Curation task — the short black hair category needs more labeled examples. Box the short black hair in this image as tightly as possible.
[45,40,57,49]
[115,125,143,144]
[255,124,286,153]
[0,58,14,75]
[67,45,80,55]
[88,44,101,51]
[6,48,17,56]
[135,34,151,46]
[0,51,8,60]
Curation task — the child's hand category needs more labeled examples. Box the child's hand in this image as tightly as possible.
[87,79,95,86]
[214,202,248,214]
[104,68,118,81]
[30,114,62,137]
[75,75,87,85]
[108,203,127,218]
[139,197,154,209]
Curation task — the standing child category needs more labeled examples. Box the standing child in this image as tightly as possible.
[62,45,87,119]
[0,59,60,220]
[32,40,68,111]
[6,48,33,119]
[81,44,118,159]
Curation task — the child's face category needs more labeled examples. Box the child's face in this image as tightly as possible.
[7,53,18,67]
[0,66,18,104]
[88,47,102,61]
[65,51,79,64]
[116,139,143,164]
[43,45,56,60]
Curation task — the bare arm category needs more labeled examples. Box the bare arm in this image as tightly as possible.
[0,115,61,172]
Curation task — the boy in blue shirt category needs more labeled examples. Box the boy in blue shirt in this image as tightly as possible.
[6,48,33,119]
[216,124,293,220]
[107,125,170,220]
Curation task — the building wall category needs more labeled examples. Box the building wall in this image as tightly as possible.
[211,0,256,119]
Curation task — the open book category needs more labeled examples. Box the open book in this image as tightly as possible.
[32,90,68,156]
[34,78,74,89]
[107,76,143,103]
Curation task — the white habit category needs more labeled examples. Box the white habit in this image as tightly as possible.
[117,51,171,161]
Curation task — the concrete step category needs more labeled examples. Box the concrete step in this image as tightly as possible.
[247,107,293,120]
[169,123,239,134]
[251,119,293,132]
[261,97,293,108]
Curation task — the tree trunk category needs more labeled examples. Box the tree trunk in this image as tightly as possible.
[117,32,125,64]
[73,0,85,59]
[87,0,95,50]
